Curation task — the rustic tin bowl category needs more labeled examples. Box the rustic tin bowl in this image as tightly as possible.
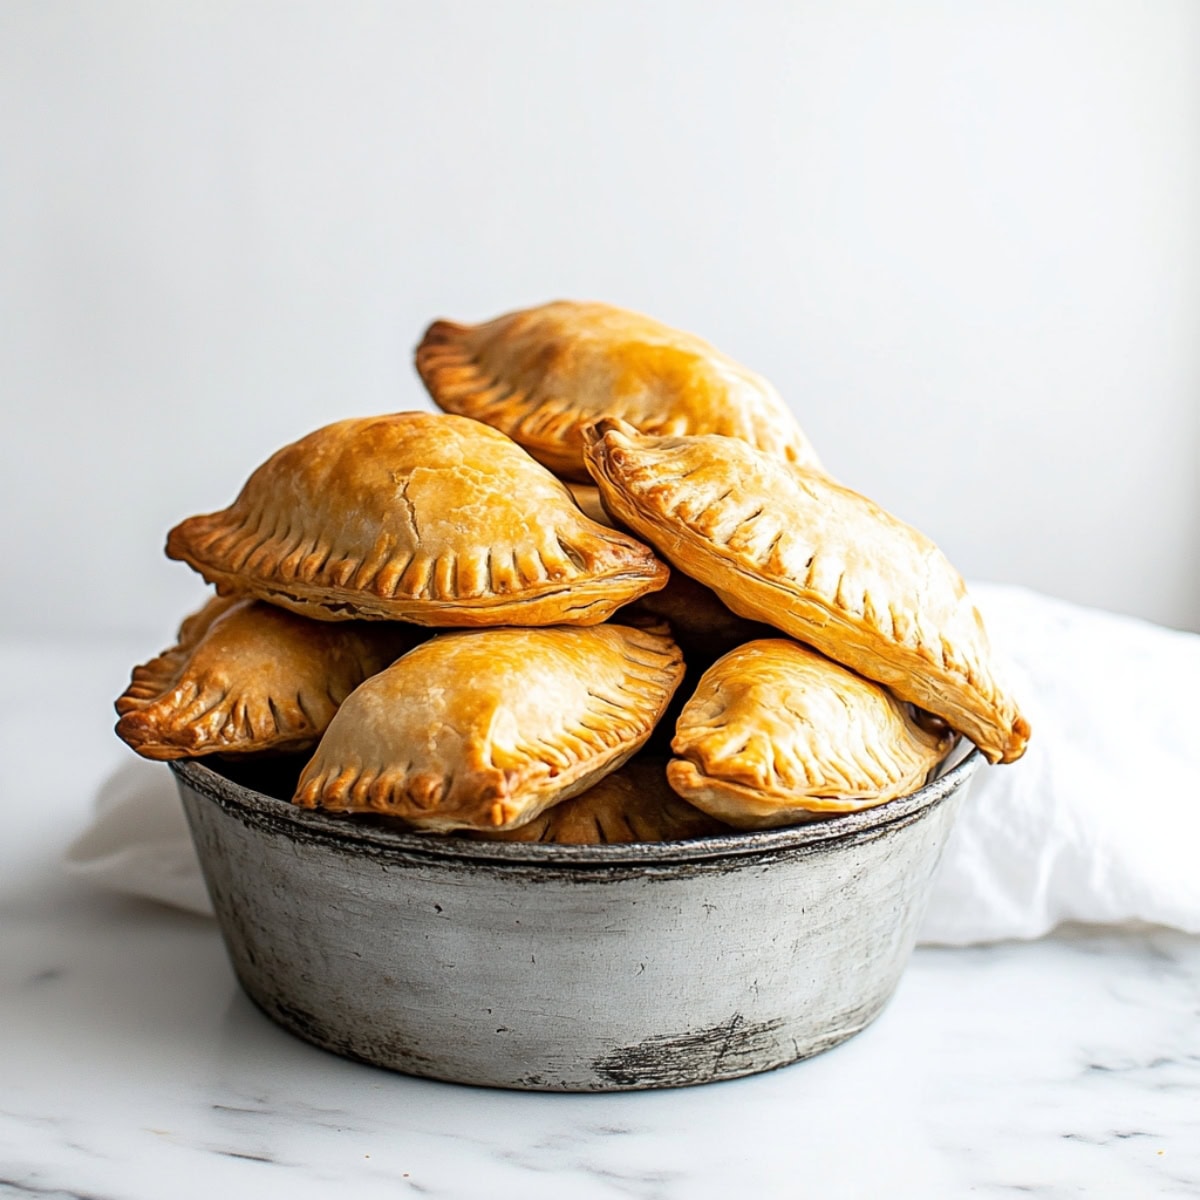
[171,746,981,1091]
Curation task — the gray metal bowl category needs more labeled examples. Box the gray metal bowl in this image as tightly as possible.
[171,748,981,1091]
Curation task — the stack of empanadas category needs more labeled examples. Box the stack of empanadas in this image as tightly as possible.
[117,299,1028,841]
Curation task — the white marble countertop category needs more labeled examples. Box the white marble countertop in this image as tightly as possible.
[2,638,1198,1199]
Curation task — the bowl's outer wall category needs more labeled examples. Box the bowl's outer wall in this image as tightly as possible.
[177,772,969,1091]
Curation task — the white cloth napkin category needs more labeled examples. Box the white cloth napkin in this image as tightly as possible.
[919,583,1200,944]
[64,757,213,915]
[65,584,1200,944]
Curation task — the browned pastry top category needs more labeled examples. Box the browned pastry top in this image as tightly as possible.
[416,300,821,481]
[293,622,686,832]
[115,595,416,759]
[584,418,1029,763]
[166,411,668,626]
[669,639,956,829]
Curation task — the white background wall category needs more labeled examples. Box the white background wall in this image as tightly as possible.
[2,0,1197,639]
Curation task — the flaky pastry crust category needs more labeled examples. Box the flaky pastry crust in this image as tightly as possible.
[466,760,726,844]
[415,300,822,482]
[166,412,668,626]
[584,419,1030,763]
[668,640,956,828]
[293,623,685,832]
[115,596,416,760]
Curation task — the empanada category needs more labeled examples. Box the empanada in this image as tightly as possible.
[115,595,415,760]
[293,623,685,831]
[668,639,956,828]
[466,760,727,844]
[584,419,1029,763]
[166,412,667,626]
[415,300,822,481]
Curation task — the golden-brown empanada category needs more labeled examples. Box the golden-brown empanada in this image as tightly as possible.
[293,623,685,831]
[668,640,956,828]
[415,300,822,482]
[466,760,727,844]
[584,419,1029,763]
[166,412,668,626]
[115,596,416,760]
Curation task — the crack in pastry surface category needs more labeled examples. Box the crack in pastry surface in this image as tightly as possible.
[166,412,668,626]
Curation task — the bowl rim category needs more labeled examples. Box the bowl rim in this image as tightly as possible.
[170,744,983,867]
